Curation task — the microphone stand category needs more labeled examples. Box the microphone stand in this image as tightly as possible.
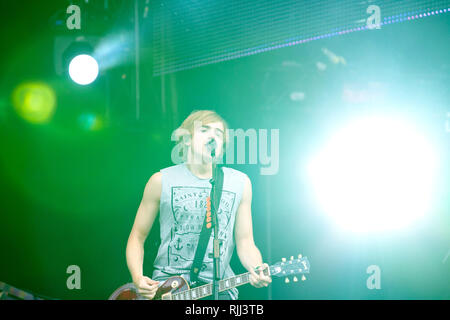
[209,149,220,301]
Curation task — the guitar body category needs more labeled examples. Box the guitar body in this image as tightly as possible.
[109,276,189,300]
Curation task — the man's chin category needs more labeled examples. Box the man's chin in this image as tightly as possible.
[190,150,221,164]
[190,154,212,165]
[201,155,214,164]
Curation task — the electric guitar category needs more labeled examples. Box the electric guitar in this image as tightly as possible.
[109,254,310,300]
[0,282,43,300]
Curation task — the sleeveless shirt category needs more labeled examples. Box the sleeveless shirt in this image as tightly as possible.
[151,163,247,300]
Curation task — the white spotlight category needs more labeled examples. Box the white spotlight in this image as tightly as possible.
[308,116,437,233]
[68,54,99,85]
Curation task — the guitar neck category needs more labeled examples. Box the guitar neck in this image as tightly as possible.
[171,272,253,300]
[167,256,310,300]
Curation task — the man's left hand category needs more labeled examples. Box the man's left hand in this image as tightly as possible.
[249,263,272,288]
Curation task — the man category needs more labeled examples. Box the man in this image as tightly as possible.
[126,110,271,300]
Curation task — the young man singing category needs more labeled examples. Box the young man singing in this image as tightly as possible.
[126,110,271,300]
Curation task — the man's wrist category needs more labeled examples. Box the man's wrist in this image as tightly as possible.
[132,273,143,284]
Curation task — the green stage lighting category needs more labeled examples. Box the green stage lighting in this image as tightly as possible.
[12,82,56,124]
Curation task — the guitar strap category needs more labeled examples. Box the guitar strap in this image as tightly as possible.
[190,164,224,285]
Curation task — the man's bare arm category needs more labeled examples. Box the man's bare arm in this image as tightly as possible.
[126,172,161,284]
[234,175,272,288]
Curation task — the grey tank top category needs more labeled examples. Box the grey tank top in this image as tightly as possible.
[151,163,246,300]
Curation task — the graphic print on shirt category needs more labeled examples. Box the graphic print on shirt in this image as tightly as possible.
[168,186,236,270]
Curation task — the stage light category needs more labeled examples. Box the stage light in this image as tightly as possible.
[68,54,99,85]
[308,116,437,233]
[12,82,56,124]
[77,113,103,131]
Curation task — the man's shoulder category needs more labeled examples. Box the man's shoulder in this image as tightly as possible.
[159,163,184,174]
[147,171,162,186]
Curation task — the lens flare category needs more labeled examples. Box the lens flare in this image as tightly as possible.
[308,116,438,233]
[12,82,56,124]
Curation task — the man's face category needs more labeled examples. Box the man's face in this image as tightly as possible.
[189,121,225,163]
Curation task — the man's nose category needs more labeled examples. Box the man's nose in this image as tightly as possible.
[206,134,217,142]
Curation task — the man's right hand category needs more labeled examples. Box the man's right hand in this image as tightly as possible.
[133,276,160,300]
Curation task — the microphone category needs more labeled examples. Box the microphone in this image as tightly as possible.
[206,138,217,157]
